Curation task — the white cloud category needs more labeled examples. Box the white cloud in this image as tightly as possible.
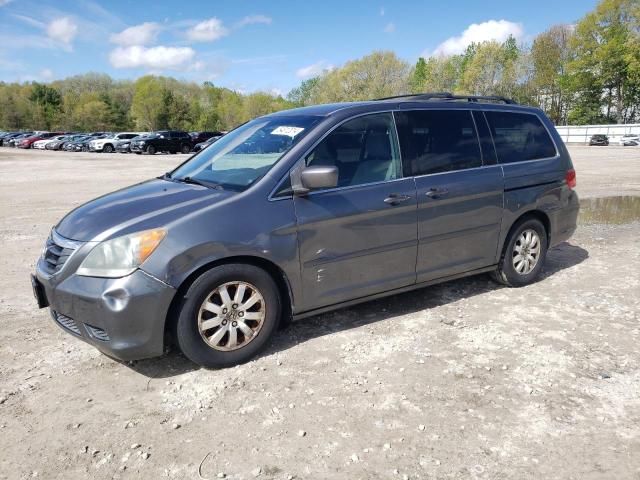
[236,15,272,28]
[384,22,395,33]
[110,22,161,46]
[46,17,78,48]
[429,19,523,57]
[109,45,195,70]
[186,17,229,42]
[296,60,333,79]
[39,68,54,80]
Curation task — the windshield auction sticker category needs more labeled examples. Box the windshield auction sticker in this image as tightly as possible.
[271,126,305,137]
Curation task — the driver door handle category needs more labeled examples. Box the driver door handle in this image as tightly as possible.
[384,193,412,206]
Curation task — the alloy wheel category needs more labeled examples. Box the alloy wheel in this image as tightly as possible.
[512,229,541,275]
[197,281,266,351]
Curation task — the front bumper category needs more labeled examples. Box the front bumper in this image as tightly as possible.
[129,144,145,152]
[34,264,176,361]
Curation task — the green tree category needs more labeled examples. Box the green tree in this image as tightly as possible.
[530,25,574,124]
[28,83,62,129]
[409,57,428,92]
[309,51,410,103]
[131,76,169,130]
[287,77,320,106]
[566,0,640,123]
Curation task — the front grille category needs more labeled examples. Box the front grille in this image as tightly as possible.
[85,324,110,342]
[53,311,81,335]
[41,230,83,276]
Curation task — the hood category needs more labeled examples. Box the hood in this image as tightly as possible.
[56,178,233,241]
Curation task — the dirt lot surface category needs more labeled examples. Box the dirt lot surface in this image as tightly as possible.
[0,146,639,480]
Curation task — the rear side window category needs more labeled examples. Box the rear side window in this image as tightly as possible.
[484,111,556,163]
[394,110,481,176]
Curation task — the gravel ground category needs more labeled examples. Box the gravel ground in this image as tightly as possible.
[0,146,639,480]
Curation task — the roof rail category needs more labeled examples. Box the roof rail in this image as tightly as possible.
[375,92,518,105]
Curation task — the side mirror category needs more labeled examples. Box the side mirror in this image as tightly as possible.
[299,166,338,193]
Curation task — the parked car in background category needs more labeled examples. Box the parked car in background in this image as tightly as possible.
[189,131,224,145]
[0,132,29,146]
[64,134,100,152]
[46,134,81,151]
[619,134,640,146]
[18,132,63,149]
[589,134,609,146]
[33,135,67,150]
[116,133,147,153]
[88,132,143,153]
[130,130,193,155]
[192,134,224,153]
[31,93,579,367]
[6,132,34,147]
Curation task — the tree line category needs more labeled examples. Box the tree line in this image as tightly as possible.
[0,0,638,132]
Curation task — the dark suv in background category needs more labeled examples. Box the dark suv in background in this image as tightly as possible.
[130,130,193,154]
[32,93,579,368]
[589,134,609,146]
[190,131,224,145]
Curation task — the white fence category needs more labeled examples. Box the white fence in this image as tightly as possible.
[555,124,640,144]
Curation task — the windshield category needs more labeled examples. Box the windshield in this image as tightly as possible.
[170,115,321,191]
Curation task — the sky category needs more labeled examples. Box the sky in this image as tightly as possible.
[0,0,599,95]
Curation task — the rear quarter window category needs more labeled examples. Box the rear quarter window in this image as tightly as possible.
[484,111,556,164]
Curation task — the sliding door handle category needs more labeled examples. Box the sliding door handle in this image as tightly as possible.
[426,188,449,199]
[384,193,412,205]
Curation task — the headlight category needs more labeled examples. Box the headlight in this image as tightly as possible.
[77,228,166,278]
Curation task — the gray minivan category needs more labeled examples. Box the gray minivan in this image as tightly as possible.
[32,93,579,368]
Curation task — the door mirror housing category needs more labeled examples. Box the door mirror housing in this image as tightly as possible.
[297,166,339,194]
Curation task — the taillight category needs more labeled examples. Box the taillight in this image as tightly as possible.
[566,169,576,189]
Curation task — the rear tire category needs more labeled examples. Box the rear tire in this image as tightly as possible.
[146,145,156,155]
[181,144,191,154]
[492,217,548,287]
[176,264,281,368]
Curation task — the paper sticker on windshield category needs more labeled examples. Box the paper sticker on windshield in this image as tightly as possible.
[271,126,304,137]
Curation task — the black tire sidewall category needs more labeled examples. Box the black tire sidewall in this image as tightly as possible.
[499,218,548,287]
[181,144,191,154]
[147,145,156,155]
[176,264,281,368]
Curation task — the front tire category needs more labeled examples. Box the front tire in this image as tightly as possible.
[103,144,114,153]
[181,144,191,154]
[176,264,281,368]
[146,145,156,155]
[492,217,548,287]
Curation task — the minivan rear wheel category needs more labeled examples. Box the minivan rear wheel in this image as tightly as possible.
[176,264,281,368]
[492,217,548,287]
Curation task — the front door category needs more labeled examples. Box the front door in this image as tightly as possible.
[293,112,418,310]
[394,109,504,283]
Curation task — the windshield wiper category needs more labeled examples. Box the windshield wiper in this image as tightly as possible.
[175,176,224,190]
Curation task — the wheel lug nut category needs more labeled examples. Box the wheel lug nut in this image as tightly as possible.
[222,308,228,314]
[232,304,238,309]
[222,320,227,325]
[232,321,237,327]
[238,311,244,317]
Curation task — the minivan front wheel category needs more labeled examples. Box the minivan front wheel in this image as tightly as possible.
[176,264,281,368]
[492,217,548,287]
